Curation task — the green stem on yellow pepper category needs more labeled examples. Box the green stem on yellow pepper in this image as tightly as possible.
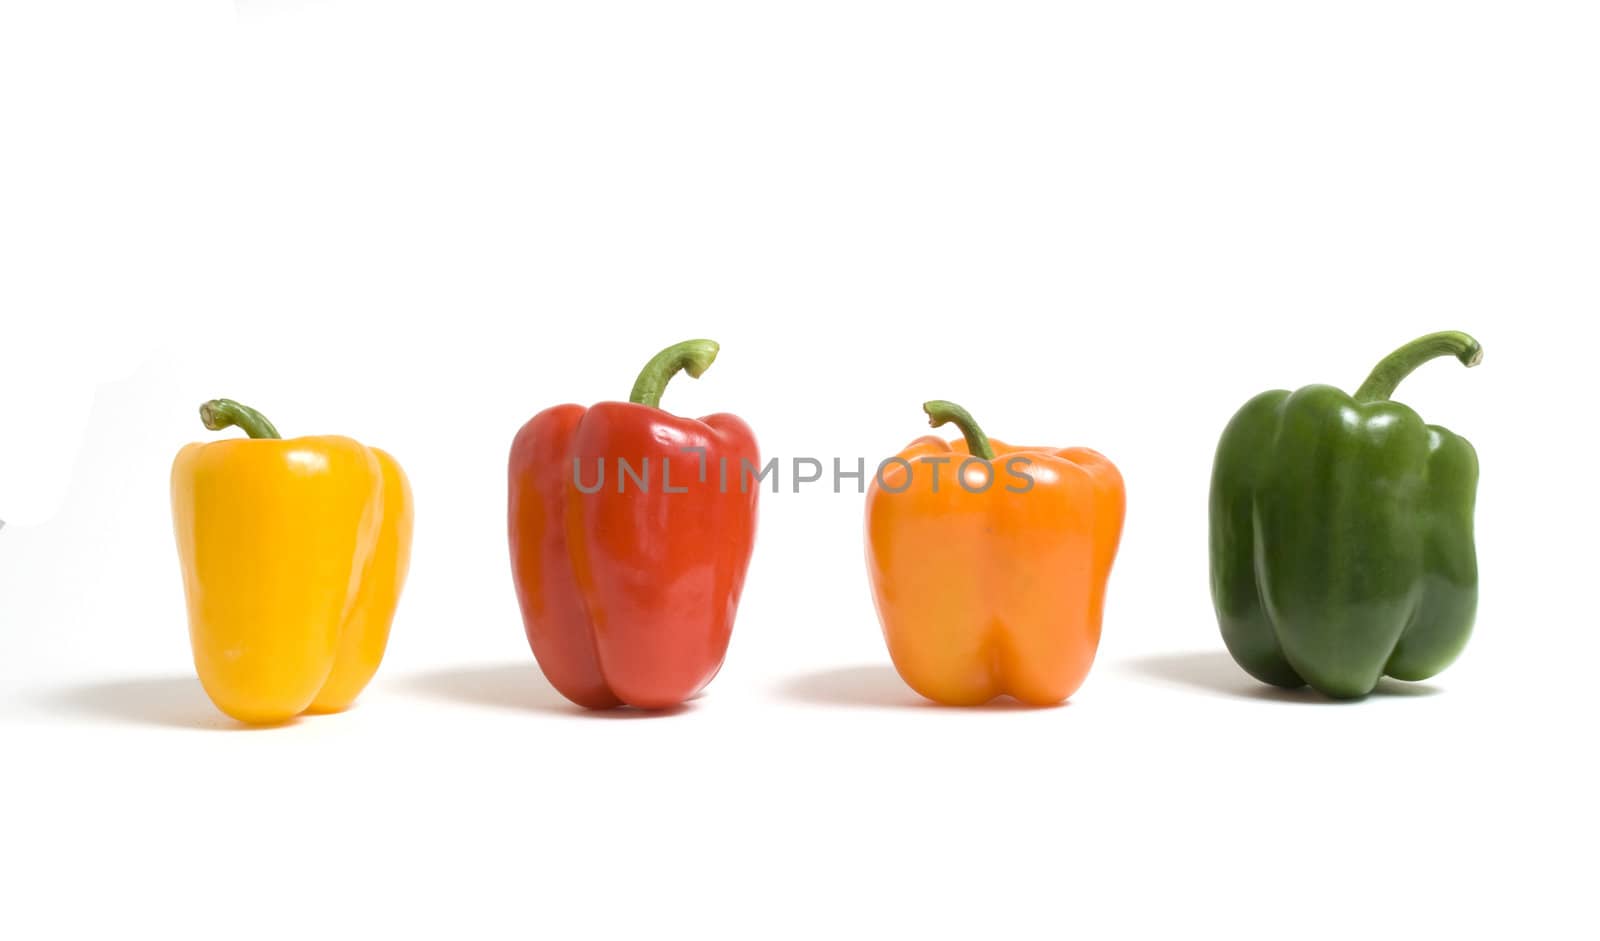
[923,400,996,461]
[199,399,282,439]
[1354,331,1483,403]
[628,339,721,409]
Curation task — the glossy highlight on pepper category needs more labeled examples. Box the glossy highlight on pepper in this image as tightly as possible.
[1209,331,1482,699]
[866,399,1125,706]
[171,398,413,724]
[508,339,759,710]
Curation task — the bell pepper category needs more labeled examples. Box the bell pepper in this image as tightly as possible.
[171,399,413,724]
[508,339,759,710]
[1209,331,1482,699]
[865,400,1125,706]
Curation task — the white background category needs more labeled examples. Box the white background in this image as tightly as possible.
[3,2,1597,938]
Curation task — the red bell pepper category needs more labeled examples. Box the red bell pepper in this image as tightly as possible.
[508,339,759,709]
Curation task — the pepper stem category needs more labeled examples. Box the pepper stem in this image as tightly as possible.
[199,399,282,439]
[1352,331,1482,403]
[628,339,721,409]
[923,400,996,461]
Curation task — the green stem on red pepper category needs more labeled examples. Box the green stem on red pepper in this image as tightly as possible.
[1353,331,1482,403]
[199,399,282,439]
[628,339,721,409]
[923,400,996,461]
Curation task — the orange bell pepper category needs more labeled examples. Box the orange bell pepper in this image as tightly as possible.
[865,400,1125,706]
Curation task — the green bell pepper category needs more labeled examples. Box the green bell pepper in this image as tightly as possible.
[1209,331,1482,699]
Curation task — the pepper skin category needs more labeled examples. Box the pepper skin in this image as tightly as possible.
[508,339,759,710]
[171,399,413,724]
[866,401,1125,706]
[1209,331,1482,699]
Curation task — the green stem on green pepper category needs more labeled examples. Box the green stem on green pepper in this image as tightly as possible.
[1354,331,1482,403]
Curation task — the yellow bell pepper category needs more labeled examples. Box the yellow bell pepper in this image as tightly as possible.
[171,398,413,724]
